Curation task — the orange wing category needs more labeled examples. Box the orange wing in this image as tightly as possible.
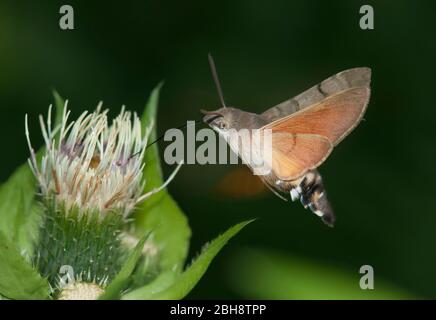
[268,132,333,180]
[262,87,370,180]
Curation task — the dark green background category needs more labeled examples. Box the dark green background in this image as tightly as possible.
[0,0,435,298]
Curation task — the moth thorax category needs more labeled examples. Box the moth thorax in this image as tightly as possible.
[226,128,272,176]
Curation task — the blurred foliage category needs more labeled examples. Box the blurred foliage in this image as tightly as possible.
[226,247,415,299]
[0,0,435,298]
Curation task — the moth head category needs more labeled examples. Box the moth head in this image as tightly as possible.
[202,107,261,134]
[201,108,234,134]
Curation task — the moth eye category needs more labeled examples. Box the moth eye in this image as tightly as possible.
[218,122,227,130]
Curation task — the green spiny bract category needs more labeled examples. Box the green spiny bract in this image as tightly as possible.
[33,199,126,294]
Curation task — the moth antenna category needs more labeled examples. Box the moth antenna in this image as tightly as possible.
[208,53,227,108]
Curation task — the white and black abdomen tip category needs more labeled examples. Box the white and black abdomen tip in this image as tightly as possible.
[313,193,335,227]
[292,172,336,227]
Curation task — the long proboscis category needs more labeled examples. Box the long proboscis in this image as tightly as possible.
[145,119,202,149]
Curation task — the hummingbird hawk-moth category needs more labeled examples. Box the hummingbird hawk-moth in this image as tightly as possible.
[202,55,371,227]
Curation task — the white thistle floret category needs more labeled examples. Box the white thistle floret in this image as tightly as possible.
[25,102,181,217]
[57,282,104,300]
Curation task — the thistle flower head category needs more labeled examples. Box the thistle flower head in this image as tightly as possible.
[26,103,151,217]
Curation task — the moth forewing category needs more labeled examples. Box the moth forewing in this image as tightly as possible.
[261,67,371,123]
[262,87,370,146]
[269,132,333,181]
[260,86,369,181]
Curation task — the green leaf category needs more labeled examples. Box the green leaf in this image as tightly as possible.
[140,81,164,186]
[52,90,66,129]
[226,248,417,299]
[99,233,150,300]
[0,91,67,257]
[0,164,40,257]
[0,231,50,300]
[132,83,191,277]
[52,90,68,145]
[122,220,254,300]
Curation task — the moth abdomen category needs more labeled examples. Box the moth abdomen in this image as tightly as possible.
[313,192,335,227]
[290,170,336,227]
